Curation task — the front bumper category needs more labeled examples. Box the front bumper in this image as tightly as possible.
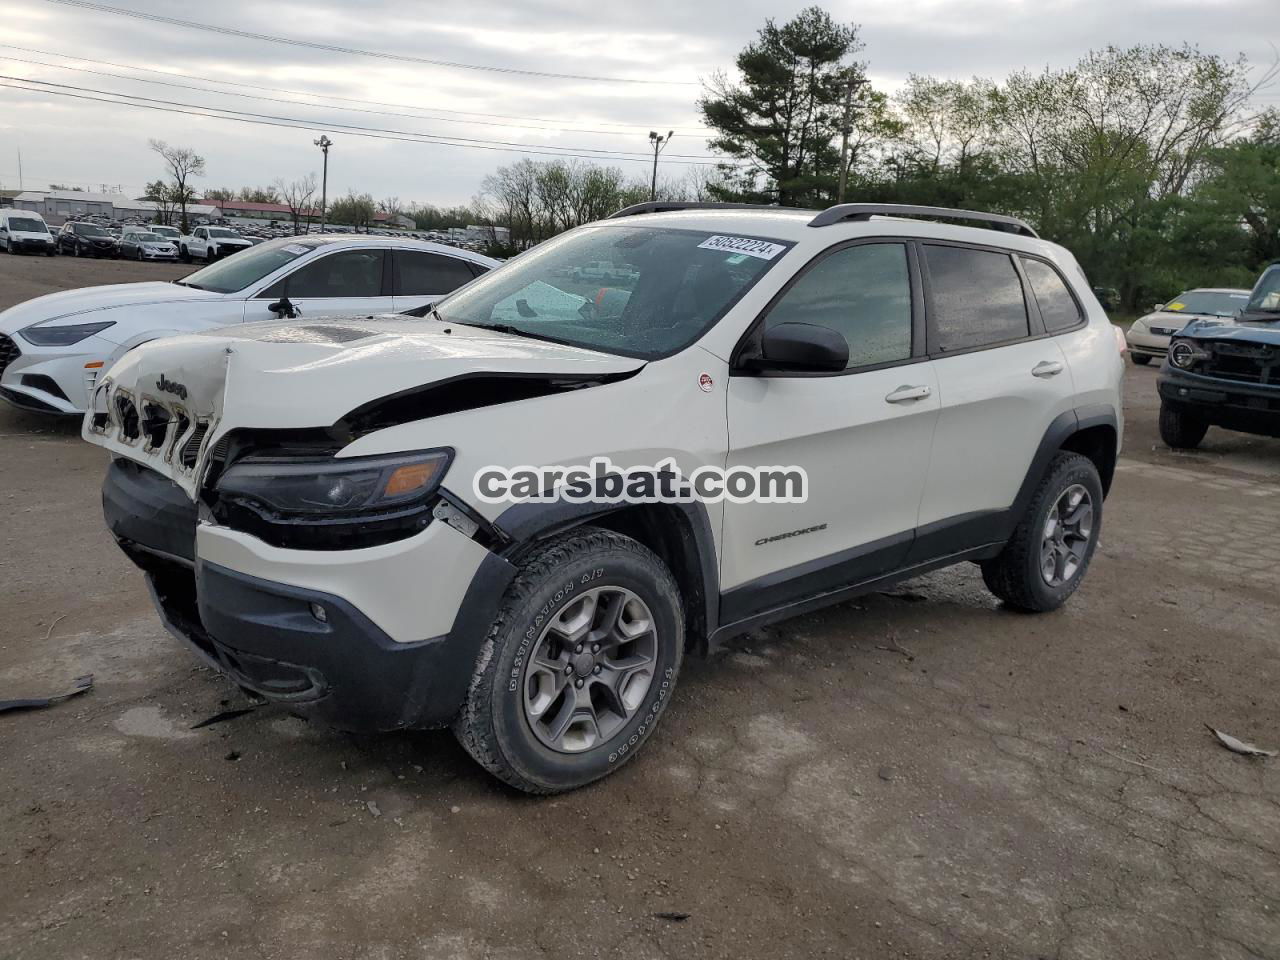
[1158,366,1280,437]
[102,458,514,731]
[1125,327,1173,358]
[7,238,55,253]
[0,333,107,414]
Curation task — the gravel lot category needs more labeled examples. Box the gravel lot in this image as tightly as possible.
[2,255,1278,960]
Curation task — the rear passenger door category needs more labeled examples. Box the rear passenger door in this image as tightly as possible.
[908,242,1078,560]
[392,249,484,312]
[721,241,939,615]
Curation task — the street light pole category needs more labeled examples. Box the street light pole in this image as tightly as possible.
[837,75,867,204]
[314,135,332,233]
[648,130,673,201]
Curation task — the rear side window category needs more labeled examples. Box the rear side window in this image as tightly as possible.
[764,242,912,369]
[925,245,1028,352]
[1021,258,1082,332]
[394,250,476,296]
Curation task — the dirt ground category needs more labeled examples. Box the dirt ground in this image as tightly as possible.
[1,255,1278,960]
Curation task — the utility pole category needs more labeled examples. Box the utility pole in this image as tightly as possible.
[314,135,332,233]
[648,130,673,201]
[16,145,23,192]
[837,74,867,204]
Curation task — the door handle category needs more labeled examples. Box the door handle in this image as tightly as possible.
[885,384,932,403]
[1032,361,1064,378]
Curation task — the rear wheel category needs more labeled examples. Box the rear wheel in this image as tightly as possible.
[454,527,684,794]
[1159,401,1209,449]
[981,451,1103,612]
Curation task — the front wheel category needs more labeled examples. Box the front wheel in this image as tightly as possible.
[980,451,1103,613]
[1131,353,1151,366]
[454,527,684,794]
[1159,401,1209,449]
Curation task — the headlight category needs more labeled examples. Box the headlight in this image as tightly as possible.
[19,320,116,346]
[215,450,452,516]
[1169,339,1209,369]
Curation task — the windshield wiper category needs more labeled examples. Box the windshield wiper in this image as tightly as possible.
[173,280,205,290]
[451,319,573,347]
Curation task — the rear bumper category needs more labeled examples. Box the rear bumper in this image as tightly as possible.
[103,458,514,731]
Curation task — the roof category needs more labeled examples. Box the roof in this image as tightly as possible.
[588,206,1061,260]
[265,233,499,264]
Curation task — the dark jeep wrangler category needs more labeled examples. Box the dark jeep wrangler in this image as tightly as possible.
[1158,263,1280,448]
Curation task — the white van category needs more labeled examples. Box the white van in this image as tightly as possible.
[0,209,56,256]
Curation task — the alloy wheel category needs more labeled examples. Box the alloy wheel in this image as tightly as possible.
[1040,484,1093,587]
[522,586,657,753]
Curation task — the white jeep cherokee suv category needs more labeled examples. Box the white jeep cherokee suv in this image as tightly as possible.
[84,202,1123,793]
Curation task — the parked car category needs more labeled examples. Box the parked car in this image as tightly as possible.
[81,201,1123,793]
[1126,288,1252,364]
[571,260,637,283]
[0,210,56,256]
[1157,263,1280,447]
[118,230,180,262]
[180,226,252,263]
[57,221,117,258]
[147,225,183,244]
[0,236,497,414]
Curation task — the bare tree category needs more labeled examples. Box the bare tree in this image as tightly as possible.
[149,140,205,232]
[274,174,319,235]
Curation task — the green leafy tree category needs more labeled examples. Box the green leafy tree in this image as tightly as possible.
[700,6,863,205]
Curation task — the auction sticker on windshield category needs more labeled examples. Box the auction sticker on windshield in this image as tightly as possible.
[697,235,787,260]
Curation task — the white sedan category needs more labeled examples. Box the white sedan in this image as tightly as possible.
[0,236,497,414]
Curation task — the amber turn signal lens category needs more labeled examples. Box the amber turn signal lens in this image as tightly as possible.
[84,361,105,369]
[383,462,436,498]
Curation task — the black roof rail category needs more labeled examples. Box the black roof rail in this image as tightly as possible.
[808,203,1039,238]
[608,201,800,219]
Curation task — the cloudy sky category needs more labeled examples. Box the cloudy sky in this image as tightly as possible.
[0,0,1276,207]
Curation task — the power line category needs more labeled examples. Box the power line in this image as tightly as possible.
[0,77,735,167]
[0,74,722,160]
[42,0,700,86]
[0,43,711,133]
[0,51,708,139]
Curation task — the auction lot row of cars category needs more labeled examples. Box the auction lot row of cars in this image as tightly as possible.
[1,200,1277,793]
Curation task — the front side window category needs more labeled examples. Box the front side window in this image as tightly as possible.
[1021,258,1083,333]
[434,225,788,360]
[926,245,1028,352]
[1247,267,1280,314]
[181,237,315,294]
[763,243,913,369]
[284,249,386,298]
[395,250,476,296]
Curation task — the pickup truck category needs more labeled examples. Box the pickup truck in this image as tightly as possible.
[180,226,253,263]
[570,260,638,284]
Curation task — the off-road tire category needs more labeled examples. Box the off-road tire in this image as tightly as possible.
[1159,401,1208,449]
[453,526,684,794]
[1131,353,1151,365]
[980,451,1103,612]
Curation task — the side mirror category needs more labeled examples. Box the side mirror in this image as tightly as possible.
[268,297,297,319]
[1152,303,1164,312]
[752,322,849,372]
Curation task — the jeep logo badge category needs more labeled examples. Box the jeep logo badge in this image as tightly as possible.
[156,374,188,400]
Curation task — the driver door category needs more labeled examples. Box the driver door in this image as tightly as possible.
[244,248,394,322]
[719,241,939,622]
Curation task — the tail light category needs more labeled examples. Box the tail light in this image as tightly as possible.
[1113,325,1128,355]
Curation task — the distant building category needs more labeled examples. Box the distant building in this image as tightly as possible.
[11,190,218,223]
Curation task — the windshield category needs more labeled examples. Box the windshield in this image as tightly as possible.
[180,237,313,293]
[207,228,240,238]
[1245,266,1280,314]
[434,225,790,359]
[8,218,47,233]
[150,226,180,237]
[1163,290,1250,317]
[73,224,109,237]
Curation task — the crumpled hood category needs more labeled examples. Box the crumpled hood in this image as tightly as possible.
[0,281,223,334]
[1180,316,1280,347]
[84,315,646,495]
